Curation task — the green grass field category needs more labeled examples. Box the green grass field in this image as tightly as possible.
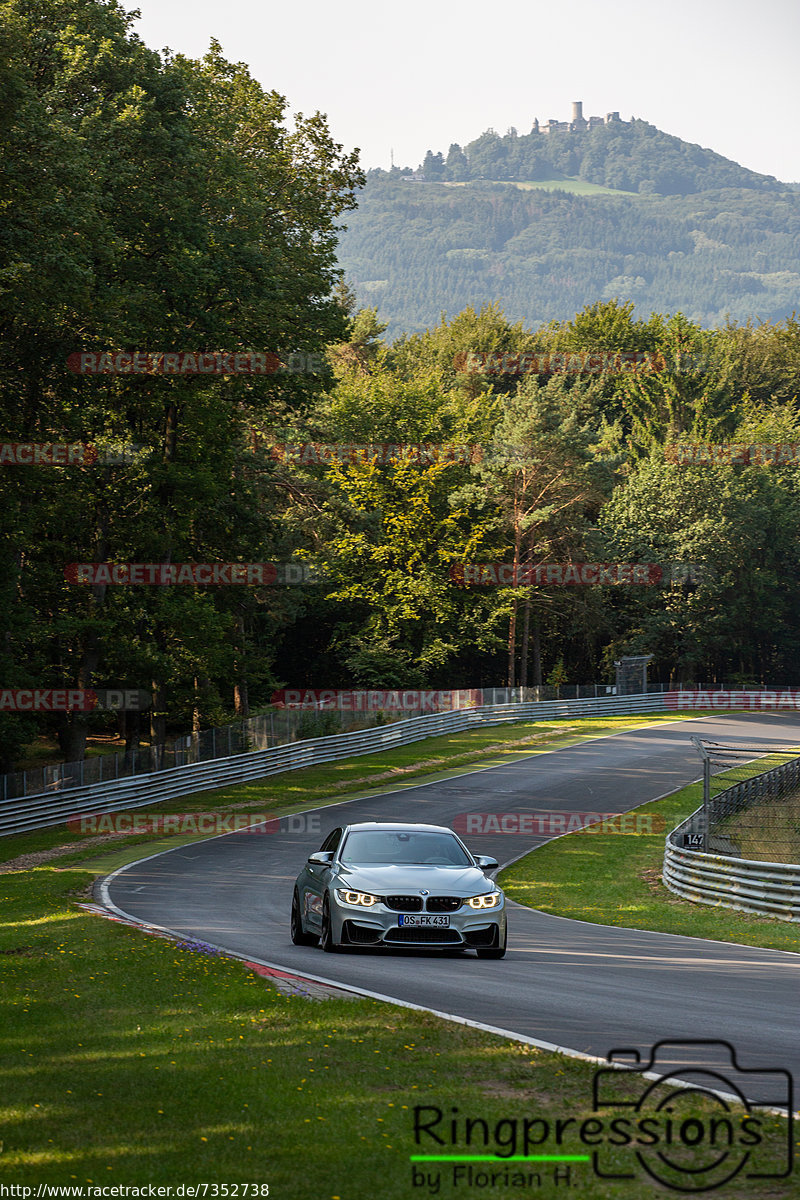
[510,179,641,196]
[0,858,790,1197]
[499,757,800,953]
[443,178,642,197]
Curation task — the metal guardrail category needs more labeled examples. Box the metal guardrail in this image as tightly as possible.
[663,752,800,922]
[1,691,672,838]
[663,843,800,920]
[3,683,632,802]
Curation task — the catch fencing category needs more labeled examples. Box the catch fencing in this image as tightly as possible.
[3,681,652,804]
[3,704,398,804]
[663,740,800,921]
[1,691,672,838]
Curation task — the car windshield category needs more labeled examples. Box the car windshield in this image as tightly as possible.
[340,830,472,867]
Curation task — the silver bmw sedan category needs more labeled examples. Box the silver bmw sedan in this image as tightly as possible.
[290,821,507,958]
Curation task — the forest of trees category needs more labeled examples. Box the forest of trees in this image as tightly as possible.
[3,0,800,772]
[338,178,800,341]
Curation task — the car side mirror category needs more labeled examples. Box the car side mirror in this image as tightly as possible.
[307,850,334,866]
[474,854,499,871]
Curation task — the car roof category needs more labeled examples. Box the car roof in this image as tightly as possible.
[342,821,457,834]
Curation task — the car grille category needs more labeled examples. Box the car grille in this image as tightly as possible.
[383,895,423,912]
[426,896,462,913]
[384,927,462,944]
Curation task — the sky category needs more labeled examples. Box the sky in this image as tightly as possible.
[129,0,800,182]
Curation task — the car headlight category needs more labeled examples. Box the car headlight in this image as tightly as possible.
[466,891,503,909]
[335,889,380,907]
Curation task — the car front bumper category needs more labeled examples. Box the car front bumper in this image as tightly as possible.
[330,895,507,949]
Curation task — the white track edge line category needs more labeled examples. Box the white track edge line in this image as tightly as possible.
[95,878,793,1119]
[92,713,710,905]
[96,708,798,1117]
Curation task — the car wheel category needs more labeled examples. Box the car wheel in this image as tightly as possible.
[291,889,317,946]
[320,893,342,953]
[476,924,507,960]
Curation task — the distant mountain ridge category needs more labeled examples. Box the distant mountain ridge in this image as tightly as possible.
[337,112,798,340]
[381,107,781,196]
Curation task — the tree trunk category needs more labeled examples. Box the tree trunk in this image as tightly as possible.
[164,401,179,462]
[234,616,249,716]
[56,527,108,762]
[150,682,166,745]
[507,493,522,688]
[520,592,531,688]
[192,677,202,738]
[507,596,517,688]
[532,618,542,687]
[122,709,140,768]
[234,680,249,717]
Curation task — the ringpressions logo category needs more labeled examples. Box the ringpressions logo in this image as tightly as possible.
[408,1039,793,1193]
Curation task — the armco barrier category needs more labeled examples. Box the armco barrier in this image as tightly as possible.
[0,692,673,838]
[663,753,800,921]
[662,842,800,920]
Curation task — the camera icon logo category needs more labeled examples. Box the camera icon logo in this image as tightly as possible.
[592,1039,793,1192]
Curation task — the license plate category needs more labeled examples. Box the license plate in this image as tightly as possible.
[398,914,450,928]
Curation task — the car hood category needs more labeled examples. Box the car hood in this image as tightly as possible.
[335,863,496,895]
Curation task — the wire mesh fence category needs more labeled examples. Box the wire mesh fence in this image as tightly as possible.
[680,739,800,863]
[0,705,389,802]
[0,679,714,805]
[2,680,653,803]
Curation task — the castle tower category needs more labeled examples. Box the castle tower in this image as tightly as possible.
[570,100,588,132]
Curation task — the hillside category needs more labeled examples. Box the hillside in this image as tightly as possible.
[415,117,781,194]
[336,118,799,341]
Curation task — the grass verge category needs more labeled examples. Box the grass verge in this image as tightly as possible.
[499,760,800,953]
[0,866,790,1197]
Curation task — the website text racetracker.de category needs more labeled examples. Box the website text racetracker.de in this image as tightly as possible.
[451,562,661,586]
[64,563,322,586]
[271,688,484,711]
[66,812,322,836]
[0,1188,269,1199]
[453,811,666,835]
[454,350,673,374]
[67,349,325,375]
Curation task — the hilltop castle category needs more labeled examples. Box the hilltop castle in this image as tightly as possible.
[532,102,623,135]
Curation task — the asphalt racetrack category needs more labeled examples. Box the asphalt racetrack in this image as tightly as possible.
[103,713,800,1096]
